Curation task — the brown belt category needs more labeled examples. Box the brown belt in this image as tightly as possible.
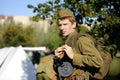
[66,75,85,80]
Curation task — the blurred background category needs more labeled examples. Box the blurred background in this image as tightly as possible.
[0,0,120,80]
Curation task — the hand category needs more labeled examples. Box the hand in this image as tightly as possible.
[54,47,64,59]
[62,44,74,59]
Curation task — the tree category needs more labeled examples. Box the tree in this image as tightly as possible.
[27,0,120,23]
[27,0,61,20]
[90,16,120,54]
[27,0,120,52]
[47,22,64,50]
[1,22,36,47]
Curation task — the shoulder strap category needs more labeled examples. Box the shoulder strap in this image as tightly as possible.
[78,33,96,43]
[78,33,106,48]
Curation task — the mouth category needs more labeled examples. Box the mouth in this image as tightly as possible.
[62,31,66,35]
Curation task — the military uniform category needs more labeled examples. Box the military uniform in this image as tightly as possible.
[37,9,103,80]
[62,30,103,80]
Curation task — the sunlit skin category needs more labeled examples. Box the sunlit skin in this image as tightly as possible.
[58,19,76,37]
[55,18,76,59]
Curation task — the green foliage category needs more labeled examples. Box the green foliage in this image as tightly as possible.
[27,0,60,20]
[77,24,90,33]
[33,21,64,50]
[0,24,4,47]
[90,16,120,54]
[27,0,120,52]
[1,22,36,47]
[27,0,120,24]
[47,22,64,50]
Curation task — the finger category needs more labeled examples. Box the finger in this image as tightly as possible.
[62,44,68,49]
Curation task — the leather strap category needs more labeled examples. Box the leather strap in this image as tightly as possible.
[66,75,85,80]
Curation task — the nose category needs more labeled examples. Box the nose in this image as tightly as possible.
[59,25,64,30]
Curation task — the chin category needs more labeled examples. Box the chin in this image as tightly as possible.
[62,34,68,37]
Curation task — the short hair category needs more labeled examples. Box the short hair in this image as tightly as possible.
[58,16,76,24]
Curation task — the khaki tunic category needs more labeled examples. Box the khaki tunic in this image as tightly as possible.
[64,31,103,80]
[37,55,57,80]
[37,30,103,80]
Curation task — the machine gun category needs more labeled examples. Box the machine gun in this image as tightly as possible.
[53,51,73,77]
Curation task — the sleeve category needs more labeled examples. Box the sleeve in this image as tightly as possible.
[72,36,103,68]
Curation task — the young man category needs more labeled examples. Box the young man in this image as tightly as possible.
[54,9,103,80]
[36,9,103,80]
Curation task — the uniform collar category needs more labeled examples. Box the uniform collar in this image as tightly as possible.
[65,30,78,46]
[67,30,78,39]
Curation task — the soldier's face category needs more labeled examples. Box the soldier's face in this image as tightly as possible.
[58,19,76,37]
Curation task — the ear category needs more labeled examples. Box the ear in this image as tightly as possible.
[73,22,76,28]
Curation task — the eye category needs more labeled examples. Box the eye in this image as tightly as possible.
[58,24,62,27]
[63,23,68,26]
